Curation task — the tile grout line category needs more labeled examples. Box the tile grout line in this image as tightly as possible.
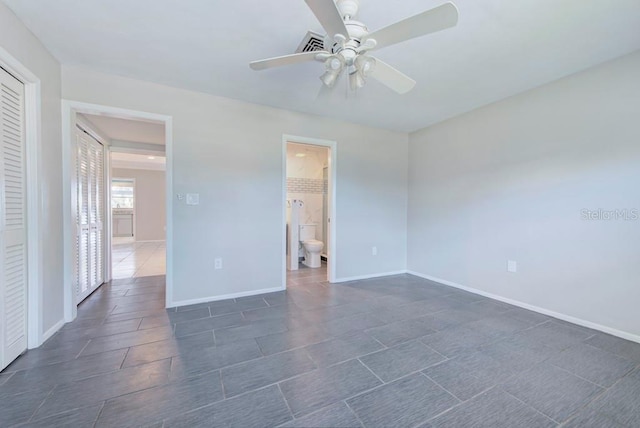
[548,362,610,390]
[0,371,15,384]
[557,360,640,426]
[421,386,477,425]
[213,355,450,418]
[501,387,561,425]
[419,371,463,404]
[219,369,228,400]
[420,340,450,360]
[76,339,92,358]
[276,383,296,421]
[343,400,366,428]
[26,385,56,423]
[286,365,425,419]
[119,347,131,369]
[337,358,479,408]
[91,401,106,428]
[366,333,390,350]
[356,358,385,384]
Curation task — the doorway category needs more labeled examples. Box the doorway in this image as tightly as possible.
[62,101,173,322]
[283,135,337,287]
[110,151,166,279]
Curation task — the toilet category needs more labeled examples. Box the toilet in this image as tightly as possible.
[299,224,324,268]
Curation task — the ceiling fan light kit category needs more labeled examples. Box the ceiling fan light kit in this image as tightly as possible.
[249,0,458,95]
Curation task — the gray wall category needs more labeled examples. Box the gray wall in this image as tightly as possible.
[63,66,409,305]
[6,0,638,341]
[112,168,166,242]
[0,3,63,335]
[408,51,640,338]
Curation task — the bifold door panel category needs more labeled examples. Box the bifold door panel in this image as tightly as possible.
[0,67,27,371]
[75,127,105,303]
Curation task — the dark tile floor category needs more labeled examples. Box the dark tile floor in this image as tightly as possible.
[1,264,640,427]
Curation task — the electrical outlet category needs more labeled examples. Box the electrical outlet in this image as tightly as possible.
[507,260,517,273]
[372,246,377,256]
[214,258,223,270]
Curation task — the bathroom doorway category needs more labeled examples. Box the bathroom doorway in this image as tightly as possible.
[283,135,336,287]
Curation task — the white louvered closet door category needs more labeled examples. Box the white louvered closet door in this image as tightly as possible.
[75,127,105,304]
[0,68,27,371]
[89,137,104,289]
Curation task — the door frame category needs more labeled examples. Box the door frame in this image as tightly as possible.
[282,134,337,286]
[0,48,43,348]
[62,101,173,321]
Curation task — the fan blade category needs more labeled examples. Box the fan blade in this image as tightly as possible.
[305,0,349,38]
[363,2,458,50]
[250,51,328,71]
[369,57,416,94]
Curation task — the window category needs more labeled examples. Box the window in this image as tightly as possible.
[111,179,134,209]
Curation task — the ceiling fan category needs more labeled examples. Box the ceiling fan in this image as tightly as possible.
[249,0,458,94]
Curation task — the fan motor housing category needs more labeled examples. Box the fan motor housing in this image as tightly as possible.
[337,0,360,19]
[324,20,368,54]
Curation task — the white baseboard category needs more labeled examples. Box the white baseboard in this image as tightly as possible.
[168,286,286,309]
[39,318,66,347]
[334,270,408,283]
[407,270,640,345]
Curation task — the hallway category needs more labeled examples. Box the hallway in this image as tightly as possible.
[111,239,166,279]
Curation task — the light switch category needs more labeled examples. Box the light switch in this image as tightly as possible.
[186,193,200,205]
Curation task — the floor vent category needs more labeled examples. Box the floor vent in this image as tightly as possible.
[296,31,325,53]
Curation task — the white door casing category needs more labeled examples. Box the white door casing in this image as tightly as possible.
[0,67,27,370]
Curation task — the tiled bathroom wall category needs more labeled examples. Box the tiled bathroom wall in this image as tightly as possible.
[287,177,325,194]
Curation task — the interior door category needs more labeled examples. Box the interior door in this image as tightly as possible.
[0,67,27,371]
[75,126,105,303]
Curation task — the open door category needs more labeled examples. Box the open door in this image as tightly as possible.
[74,126,106,304]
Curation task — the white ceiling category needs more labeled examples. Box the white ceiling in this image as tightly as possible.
[111,152,166,171]
[288,142,328,158]
[5,0,640,132]
[79,114,165,145]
